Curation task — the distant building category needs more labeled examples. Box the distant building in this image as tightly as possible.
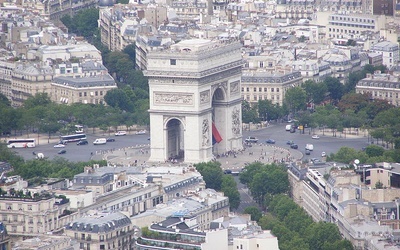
[241,70,303,106]
[136,220,229,250]
[370,41,400,69]
[65,211,137,250]
[355,72,400,106]
[12,235,72,250]
[0,222,11,250]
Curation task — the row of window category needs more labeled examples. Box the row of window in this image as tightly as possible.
[242,87,280,92]
[245,95,281,102]
[331,16,375,23]
[329,22,374,29]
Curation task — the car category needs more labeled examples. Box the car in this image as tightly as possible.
[115,131,127,136]
[290,144,298,149]
[245,136,258,143]
[77,140,88,145]
[305,149,311,155]
[312,134,320,139]
[58,149,66,154]
[54,144,65,148]
[135,130,147,135]
[310,158,320,163]
[321,152,326,157]
[266,139,276,144]
[223,169,232,174]
[286,140,294,145]
[106,138,115,142]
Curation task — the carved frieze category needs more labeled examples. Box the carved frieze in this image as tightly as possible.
[230,81,240,94]
[202,118,210,146]
[154,92,194,105]
[232,107,241,135]
[200,90,210,104]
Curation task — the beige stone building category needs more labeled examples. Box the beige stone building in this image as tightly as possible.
[0,193,72,236]
[356,72,400,106]
[65,211,137,250]
[51,74,117,105]
[11,63,54,107]
[241,70,303,106]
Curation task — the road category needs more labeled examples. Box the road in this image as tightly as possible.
[11,133,150,162]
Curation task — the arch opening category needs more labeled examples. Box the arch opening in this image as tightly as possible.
[166,118,184,161]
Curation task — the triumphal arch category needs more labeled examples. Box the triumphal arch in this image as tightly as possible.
[145,39,243,163]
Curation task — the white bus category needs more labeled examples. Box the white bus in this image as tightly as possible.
[60,134,87,143]
[75,125,84,134]
[7,139,36,148]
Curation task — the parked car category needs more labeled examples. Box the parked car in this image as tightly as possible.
[305,149,311,155]
[312,134,320,139]
[245,136,258,143]
[77,140,88,145]
[58,149,66,154]
[321,152,327,157]
[290,144,298,149]
[266,139,276,144]
[54,144,65,148]
[115,131,127,136]
[135,130,147,135]
[286,140,294,145]
[106,138,115,142]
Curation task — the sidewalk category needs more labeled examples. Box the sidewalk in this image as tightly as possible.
[99,142,303,171]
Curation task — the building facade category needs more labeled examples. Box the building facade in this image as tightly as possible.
[355,72,400,106]
[241,70,303,106]
[65,211,137,250]
[370,41,399,69]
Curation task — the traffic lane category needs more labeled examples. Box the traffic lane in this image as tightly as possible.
[13,133,150,162]
[233,175,260,213]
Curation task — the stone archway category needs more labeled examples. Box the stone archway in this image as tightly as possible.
[166,118,184,161]
[212,87,227,155]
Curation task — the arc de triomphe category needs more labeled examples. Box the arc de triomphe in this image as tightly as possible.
[145,39,243,163]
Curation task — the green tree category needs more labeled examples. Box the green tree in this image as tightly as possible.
[302,80,327,104]
[324,77,344,101]
[305,222,343,250]
[258,100,282,121]
[194,162,223,190]
[244,206,262,222]
[242,101,259,123]
[284,87,307,113]
[221,175,240,210]
[365,144,385,158]
[123,43,136,62]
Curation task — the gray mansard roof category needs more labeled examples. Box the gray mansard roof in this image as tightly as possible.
[66,212,131,233]
[53,75,116,88]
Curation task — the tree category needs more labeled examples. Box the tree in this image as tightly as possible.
[221,175,240,210]
[194,162,223,190]
[104,88,134,112]
[242,101,259,123]
[302,80,327,104]
[365,145,384,158]
[244,206,262,222]
[330,147,368,164]
[305,222,343,250]
[123,43,136,62]
[284,87,307,113]
[324,77,344,101]
[258,100,282,121]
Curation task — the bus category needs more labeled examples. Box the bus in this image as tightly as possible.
[7,139,36,148]
[60,134,87,143]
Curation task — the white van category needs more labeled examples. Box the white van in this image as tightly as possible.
[305,144,314,151]
[93,138,107,145]
[285,125,292,131]
[115,131,127,136]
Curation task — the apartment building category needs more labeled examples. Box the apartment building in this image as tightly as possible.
[20,0,97,21]
[275,0,316,20]
[0,60,14,101]
[132,189,230,231]
[370,41,399,69]
[11,63,54,107]
[136,221,228,250]
[292,59,332,82]
[65,211,137,250]
[0,192,70,236]
[326,14,387,42]
[241,70,303,106]
[355,72,400,106]
[288,163,400,249]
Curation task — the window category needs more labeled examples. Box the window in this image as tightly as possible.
[271,88,274,92]
[60,67,65,74]
[254,87,257,92]
[246,87,249,92]
[84,92,87,97]
[276,88,279,92]
[259,87,262,92]
[264,87,267,92]
[170,59,177,65]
